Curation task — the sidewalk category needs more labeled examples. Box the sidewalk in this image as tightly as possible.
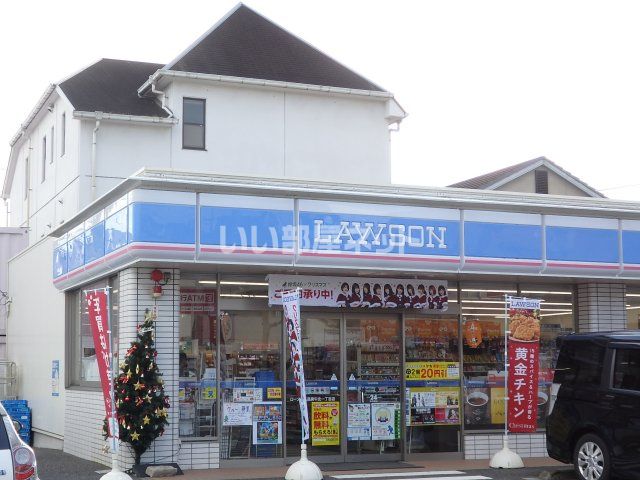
[34,447,566,480]
[181,458,566,480]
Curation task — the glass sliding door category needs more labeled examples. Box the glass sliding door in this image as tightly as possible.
[287,314,342,461]
[346,315,402,458]
[405,315,461,454]
[220,311,283,460]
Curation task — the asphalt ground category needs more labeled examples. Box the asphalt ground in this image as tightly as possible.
[32,448,581,480]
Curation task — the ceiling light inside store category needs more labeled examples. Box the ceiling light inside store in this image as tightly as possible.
[460,289,517,293]
[540,312,574,317]
[462,313,508,318]
[219,293,268,299]
[626,306,640,310]
[520,290,572,295]
[626,293,640,297]
[197,280,269,286]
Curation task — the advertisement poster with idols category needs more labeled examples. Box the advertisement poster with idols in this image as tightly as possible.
[507,297,541,433]
[269,275,448,312]
[252,402,283,445]
[407,387,460,426]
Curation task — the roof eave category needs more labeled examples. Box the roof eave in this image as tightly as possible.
[138,69,394,100]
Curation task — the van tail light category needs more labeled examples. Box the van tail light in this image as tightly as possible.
[12,447,36,480]
[2,416,37,480]
[548,382,560,416]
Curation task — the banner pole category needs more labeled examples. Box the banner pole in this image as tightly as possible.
[504,294,508,438]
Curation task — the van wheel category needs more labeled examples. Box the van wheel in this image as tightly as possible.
[573,434,610,480]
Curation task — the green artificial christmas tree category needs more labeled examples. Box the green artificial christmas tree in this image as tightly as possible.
[105,308,170,466]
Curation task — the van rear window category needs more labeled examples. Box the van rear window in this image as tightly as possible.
[554,340,605,386]
[613,348,640,391]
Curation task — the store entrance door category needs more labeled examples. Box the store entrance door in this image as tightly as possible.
[285,312,402,464]
[345,315,402,462]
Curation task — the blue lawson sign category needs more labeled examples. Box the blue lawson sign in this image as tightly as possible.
[299,212,460,258]
[52,189,640,290]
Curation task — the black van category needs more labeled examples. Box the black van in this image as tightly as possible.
[546,331,640,480]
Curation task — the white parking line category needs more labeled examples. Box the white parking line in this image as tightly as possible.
[333,472,466,479]
[332,474,482,480]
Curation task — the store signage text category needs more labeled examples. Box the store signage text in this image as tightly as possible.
[313,220,447,250]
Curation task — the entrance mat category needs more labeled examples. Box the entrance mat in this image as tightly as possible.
[323,462,419,472]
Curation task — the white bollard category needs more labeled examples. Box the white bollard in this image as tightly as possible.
[489,436,524,469]
[285,444,323,480]
[100,455,133,480]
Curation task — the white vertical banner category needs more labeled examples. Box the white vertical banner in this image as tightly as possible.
[282,289,310,442]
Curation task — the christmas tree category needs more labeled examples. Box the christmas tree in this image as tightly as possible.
[105,308,170,465]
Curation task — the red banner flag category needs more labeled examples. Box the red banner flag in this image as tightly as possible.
[86,290,117,443]
[507,298,541,433]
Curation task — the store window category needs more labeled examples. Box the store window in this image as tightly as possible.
[178,279,218,438]
[405,306,461,454]
[220,310,282,459]
[626,286,640,329]
[287,314,340,458]
[68,276,119,386]
[461,284,574,431]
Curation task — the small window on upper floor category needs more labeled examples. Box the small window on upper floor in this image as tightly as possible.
[182,98,206,150]
[41,135,47,182]
[60,112,66,156]
[535,169,548,194]
[50,126,55,164]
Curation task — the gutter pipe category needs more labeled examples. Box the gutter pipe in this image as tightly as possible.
[91,115,102,201]
[150,82,174,118]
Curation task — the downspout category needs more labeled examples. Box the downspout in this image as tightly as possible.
[91,114,102,201]
[150,82,174,118]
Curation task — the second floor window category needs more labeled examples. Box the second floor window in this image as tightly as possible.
[183,98,206,150]
[50,126,55,163]
[60,113,66,156]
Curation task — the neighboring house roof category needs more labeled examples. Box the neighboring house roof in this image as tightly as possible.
[59,59,167,117]
[448,156,605,198]
[165,4,385,92]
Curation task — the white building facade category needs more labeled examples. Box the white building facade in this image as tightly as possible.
[2,4,640,472]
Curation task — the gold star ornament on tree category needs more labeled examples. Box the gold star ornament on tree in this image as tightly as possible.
[130,431,140,441]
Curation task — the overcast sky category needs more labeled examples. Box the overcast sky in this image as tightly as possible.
[2,0,640,226]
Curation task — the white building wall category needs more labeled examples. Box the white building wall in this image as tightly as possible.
[76,121,172,208]
[0,228,27,359]
[165,79,391,185]
[7,238,65,446]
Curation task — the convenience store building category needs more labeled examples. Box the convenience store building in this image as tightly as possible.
[47,169,640,469]
[3,4,640,472]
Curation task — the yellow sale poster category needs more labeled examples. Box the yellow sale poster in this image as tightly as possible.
[405,362,460,381]
[491,388,505,424]
[311,402,340,446]
[267,387,282,400]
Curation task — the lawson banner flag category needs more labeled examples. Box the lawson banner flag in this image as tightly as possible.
[282,289,310,442]
[86,289,119,452]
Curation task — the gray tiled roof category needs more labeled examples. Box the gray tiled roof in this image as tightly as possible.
[59,59,167,117]
[167,5,385,92]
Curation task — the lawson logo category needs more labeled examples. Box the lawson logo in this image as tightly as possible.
[312,219,447,250]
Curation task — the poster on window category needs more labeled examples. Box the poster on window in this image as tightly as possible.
[408,388,460,426]
[85,288,118,452]
[371,403,400,440]
[507,297,541,433]
[283,289,310,442]
[252,402,283,445]
[222,403,253,426]
[269,275,448,311]
[347,403,371,440]
[405,361,460,381]
[233,388,263,403]
[311,402,340,446]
